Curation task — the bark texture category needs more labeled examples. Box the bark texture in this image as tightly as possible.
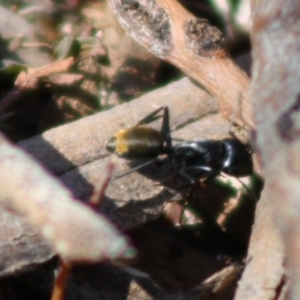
[236,1,300,299]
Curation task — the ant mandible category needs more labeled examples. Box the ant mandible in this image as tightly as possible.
[106,106,253,184]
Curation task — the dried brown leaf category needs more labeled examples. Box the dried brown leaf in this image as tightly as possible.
[14,57,75,89]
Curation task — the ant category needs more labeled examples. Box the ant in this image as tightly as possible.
[106,106,253,185]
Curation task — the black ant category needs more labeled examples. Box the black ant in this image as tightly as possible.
[106,106,253,185]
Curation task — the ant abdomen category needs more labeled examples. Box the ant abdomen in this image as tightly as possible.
[106,126,165,159]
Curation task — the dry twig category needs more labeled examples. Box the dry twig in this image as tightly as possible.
[109,0,253,132]
[0,133,133,263]
[235,1,300,299]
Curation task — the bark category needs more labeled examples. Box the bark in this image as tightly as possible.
[108,0,253,133]
[0,134,132,264]
[235,1,300,299]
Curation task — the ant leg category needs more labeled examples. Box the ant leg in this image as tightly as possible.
[135,106,167,126]
[177,166,216,198]
[234,176,258,202]
[177,171,196,186]
[228,102,252,146]
[160,106,172,150]
[177,171,197,201]
[184,166,217,179]
[111,157,158,181]
[228,122,245,143]
[171,137,186,143]
[136,106,172,151]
